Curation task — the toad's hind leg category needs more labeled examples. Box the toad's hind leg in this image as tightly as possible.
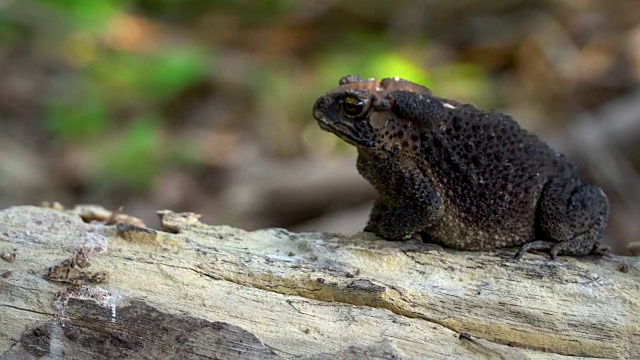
[517,178,609,259]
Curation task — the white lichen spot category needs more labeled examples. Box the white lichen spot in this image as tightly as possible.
[81,230,109,253]
[52,296,66,320]
[109,295,118,323]
[49,320,64,358]
[53,286,123,324]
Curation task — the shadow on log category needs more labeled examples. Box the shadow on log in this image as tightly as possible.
[0,206,638,359]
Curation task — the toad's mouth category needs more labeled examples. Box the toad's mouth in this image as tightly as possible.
[315,115,375,148]
[318,120,374,147]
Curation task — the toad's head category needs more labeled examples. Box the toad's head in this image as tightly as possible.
[313,75,436,152]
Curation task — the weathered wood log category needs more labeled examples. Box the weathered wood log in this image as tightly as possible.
[0,205,638,359]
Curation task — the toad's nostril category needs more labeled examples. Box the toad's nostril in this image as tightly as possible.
[313,96,335,116]
[312,97,329,120]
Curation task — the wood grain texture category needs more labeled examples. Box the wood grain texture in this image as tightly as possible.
[0,206,638,359]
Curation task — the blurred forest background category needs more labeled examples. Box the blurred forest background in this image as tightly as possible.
[1,0,639,254]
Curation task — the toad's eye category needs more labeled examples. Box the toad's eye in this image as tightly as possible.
[342,96,365,116]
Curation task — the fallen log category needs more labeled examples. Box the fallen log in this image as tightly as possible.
[0,205,638,359]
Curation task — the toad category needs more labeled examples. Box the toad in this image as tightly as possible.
[312,75,609,259]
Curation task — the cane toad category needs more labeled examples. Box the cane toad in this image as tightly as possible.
[312,75,609,258]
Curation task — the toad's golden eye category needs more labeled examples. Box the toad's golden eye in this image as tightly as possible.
[342,96,365,116]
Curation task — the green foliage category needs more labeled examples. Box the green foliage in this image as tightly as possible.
[6,0,496,194]
[37,0,212,191]
[144,50,209,99]
[95,117,162,189]
[243,0,299,19]
[0,18,21,41]
[431,63,493,107]
[37,0,123,31]
[368,53,432,87]
[316,36,432,90]
[88,48,210,103]
[44,43,210,188]
[47,90,109,141]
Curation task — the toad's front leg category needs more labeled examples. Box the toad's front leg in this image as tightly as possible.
[358,152,444,241]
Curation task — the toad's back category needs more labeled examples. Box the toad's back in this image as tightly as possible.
[413,100,577,249]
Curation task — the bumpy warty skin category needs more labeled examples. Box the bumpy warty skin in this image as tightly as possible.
[312,75,610,258]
